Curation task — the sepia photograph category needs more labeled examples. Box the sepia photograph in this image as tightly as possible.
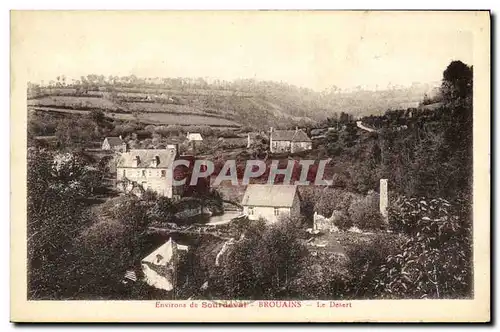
[10,10,490,322]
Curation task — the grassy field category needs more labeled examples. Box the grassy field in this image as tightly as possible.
[29,106,241,127]
[28,86,316,129]
[28,96,118,111]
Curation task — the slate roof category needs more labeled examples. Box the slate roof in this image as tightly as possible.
[104,136,124,147]
[142,238,188,266]
[272,129,311,142]
[241,184,298,208]
[117,148,176,168]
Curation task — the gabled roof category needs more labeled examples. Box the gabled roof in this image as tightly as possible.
[241,184,298,207]
[117,148,176,168]
[187,133,203,141]
[142,238,188,266]
[272,129,311,142]
[104,136,124,147]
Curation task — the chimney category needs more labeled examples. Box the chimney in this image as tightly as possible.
[295,126,299,133]
[380,179,388,223]
[247,133,251,148]
[269,127,274,153]
[119,135,122,140]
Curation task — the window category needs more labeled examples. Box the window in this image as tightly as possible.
[142,170,146,177]
[148,170,152,176]
[161,170,166,177]
[274,208,280,216]
[136,170,140,177]
[122,169,126,177]
[248,207,254,215]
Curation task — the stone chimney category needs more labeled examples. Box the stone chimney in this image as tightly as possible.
[269,127,274,153]
[380,179,388,222]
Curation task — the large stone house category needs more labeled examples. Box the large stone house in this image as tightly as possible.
[116,147,177,198]
[102,136,126,152]
[241,184,301,223]
[269,127,312,153]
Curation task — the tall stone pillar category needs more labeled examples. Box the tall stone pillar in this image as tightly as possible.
[380,179,388,222]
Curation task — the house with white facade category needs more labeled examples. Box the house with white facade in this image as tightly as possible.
[270,127,312,153]
[116,147,177,197]
[241,184,301,223]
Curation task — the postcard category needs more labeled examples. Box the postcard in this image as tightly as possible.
[10,10,490,322]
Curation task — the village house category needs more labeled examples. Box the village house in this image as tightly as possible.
[102,136,127,152]
[186,132,203,142]
[269,127,312,153]
[116,147,178,198]
[241,184,301,223]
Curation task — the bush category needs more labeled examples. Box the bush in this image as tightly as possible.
[348,191,386,231]
[314,188,357,217]
[343,233,403,299]
[373,197,472,299]
[331,211,352,231]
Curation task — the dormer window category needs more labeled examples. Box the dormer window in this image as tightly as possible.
[153,155,160,167]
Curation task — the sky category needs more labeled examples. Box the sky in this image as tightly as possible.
[12,11,474,91]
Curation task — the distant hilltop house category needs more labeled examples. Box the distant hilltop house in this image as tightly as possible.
[241,184,301,223]
[310,127,336,140]
[116,147,177,198]
[102,136,126,152]
[269,127,312,153]
[186,132,203,142]
[186,132,203,156]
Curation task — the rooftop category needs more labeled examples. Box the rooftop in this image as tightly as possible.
[117,148,176,168]
[272,129,311,142]
[187,133,203,141]
[104,136,124,147]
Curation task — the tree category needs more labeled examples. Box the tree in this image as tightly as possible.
[27,148,93,298]
[373,197,472,299]
[147,196,176,224]
[90,109,105,124]
[441,60,473,105]
[213,217,307,299]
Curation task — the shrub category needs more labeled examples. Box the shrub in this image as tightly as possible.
[373,197,472,299]
[333,211,352,231]
[348,191,386,231]
[314,188,357,217]
[344,233,403,299]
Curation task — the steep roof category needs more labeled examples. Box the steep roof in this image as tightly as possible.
[117,148,176,168]
[241,184,298,207]
[142,238,188,266]
[272,129,311,142]
[104,136,124,147]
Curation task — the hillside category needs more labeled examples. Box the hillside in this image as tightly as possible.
[27,77,439,129]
